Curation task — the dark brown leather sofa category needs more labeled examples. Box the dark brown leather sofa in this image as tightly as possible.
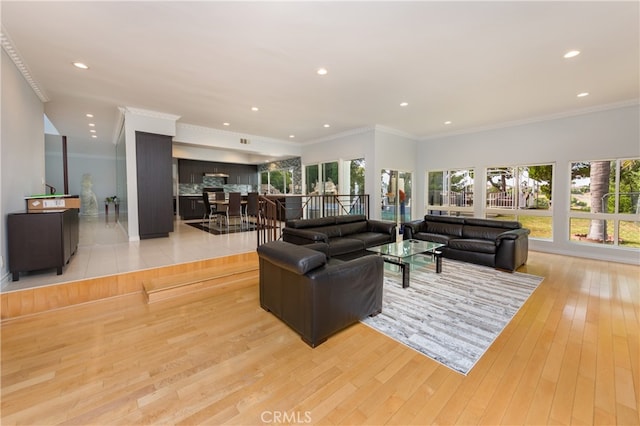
[281,214,396,260]
[257,240,384,347]
[403,215,530,271]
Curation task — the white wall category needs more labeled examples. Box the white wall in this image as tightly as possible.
[174,123,301,161]
[374,128,419,220]
[302,127,379,212]
[416,104,640,264]
[1,50,45,280]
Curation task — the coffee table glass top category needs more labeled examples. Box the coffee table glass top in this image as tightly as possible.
[367,239,445,259]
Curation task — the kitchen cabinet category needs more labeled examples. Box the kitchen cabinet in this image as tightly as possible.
[179,195,206,220]
[8,209,79,281]
[178,160,258,185]
[229,164,258,184]
[136,131,174,239]
[179,159,206,184]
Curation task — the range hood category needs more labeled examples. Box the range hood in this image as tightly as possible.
[203,172,229,178]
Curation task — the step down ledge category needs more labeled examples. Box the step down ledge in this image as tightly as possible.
[143,263,258,295]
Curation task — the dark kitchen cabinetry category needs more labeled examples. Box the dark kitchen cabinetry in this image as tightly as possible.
[178,159,257,185]
[179,159,206,184]
[136,131,174,239]
[229,164,258,184]
[7,209,79,281]
[179,196,206,220]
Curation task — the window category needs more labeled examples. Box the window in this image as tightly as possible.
[306,161,339,194]
[260,169,292,194]
[382,169,412,222]
[569,158,640,248]
[348,158,365,195]
[427,169,474,215]
[305,165,318,194]
[485,164,553,239]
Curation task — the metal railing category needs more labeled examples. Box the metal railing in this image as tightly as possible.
[256,194,370,247]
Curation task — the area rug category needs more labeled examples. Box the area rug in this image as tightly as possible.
[361,258,543,375]
[187,222,255,235]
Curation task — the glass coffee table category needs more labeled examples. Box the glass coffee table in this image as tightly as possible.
[367,239,445,288]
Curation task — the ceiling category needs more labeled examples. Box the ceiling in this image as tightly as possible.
[2,1,638,154]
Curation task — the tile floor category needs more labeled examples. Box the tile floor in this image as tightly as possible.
[2,215,259,292]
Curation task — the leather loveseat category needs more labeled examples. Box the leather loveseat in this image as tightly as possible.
[403,215,530,271]
[257,240,384,347]
[281,214,396,260]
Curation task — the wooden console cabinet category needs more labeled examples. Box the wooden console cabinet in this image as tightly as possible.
[7,209,79,281]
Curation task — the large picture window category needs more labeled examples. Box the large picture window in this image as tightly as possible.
[260,168,292,194]
[427,169,474,215]
[569,158,640,248]
[485,164,554,239]
[306,161,339,194]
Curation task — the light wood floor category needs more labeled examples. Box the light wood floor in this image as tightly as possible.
[1,251,638,425]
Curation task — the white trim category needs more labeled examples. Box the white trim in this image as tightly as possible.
[420,99,640,141]
[121,106,181,122]
[303,126,376,145]
[1,26,49,102]
[176,122,294,146]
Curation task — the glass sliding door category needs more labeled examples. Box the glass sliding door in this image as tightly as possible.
[381,169,412,223]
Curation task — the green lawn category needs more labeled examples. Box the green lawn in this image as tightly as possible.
[497,214,640,248]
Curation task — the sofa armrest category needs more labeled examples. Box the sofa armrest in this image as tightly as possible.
[403,220,426,239]
[282,227,329,245]
[257,241,327,275]
[306,255,384,332]
[367,219,396,236]
[496,228,530,244]
[495,228,530,271]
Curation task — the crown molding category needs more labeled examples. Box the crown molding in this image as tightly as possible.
[420,99,640,141]
[121,106,181,122]
[303,125,419,145]
[176,122,295,146]
[303,126,377,145]
[112,107,126,145]
[374,125,418,140]
[1,26,49,102]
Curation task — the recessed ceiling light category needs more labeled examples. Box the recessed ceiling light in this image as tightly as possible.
[90,129,96,133]
[577,92,589,97]
[323,124,330,128]
[72,62,89,69]
[91,135,97,138]
[289,134,295,138]
[317,68,328,76]
[444,121,452,125]
[89,123,95,127]
[564,50,581,59]
[400,102,409,107]
[223,122,230,126]
[251,106,259,112]
[86,113,94,118]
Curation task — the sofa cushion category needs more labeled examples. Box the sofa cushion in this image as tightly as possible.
[339,221,368,236]
[462,225,506,241]
[335,214,367,224]
[328,237,365,256]
[286,216,335,229]
[426,221,464,237]
[257,241,327,275]
[465,217,521,230]
[448,238,496,254]
[413,232,453,245]
[349,232,393,248]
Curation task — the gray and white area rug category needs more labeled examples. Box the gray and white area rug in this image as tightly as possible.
[361,258,543,375]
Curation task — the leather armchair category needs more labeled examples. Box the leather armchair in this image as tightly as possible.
[257,241,384,347]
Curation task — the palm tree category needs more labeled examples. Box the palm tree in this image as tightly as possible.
[586,161,611,241]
